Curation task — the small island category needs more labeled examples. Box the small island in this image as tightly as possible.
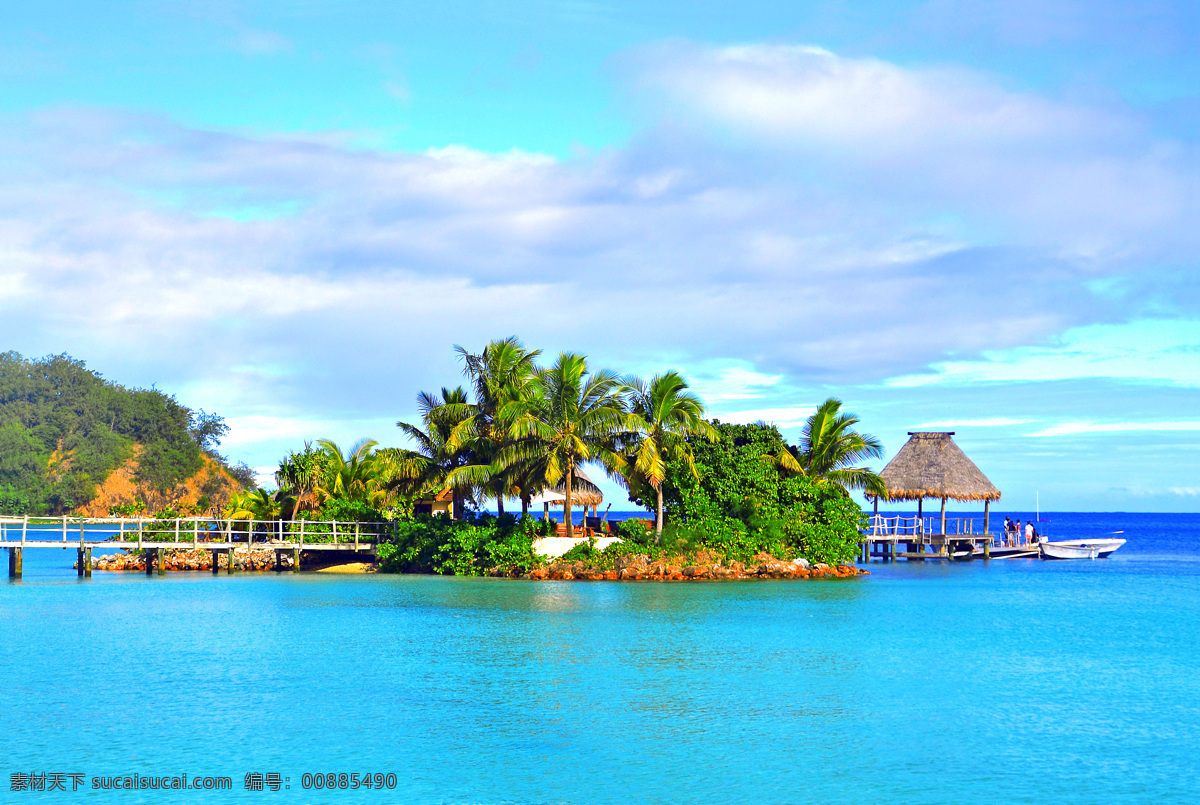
[2,341,881,580]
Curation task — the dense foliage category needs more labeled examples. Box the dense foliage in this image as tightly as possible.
[376,514,553,575]
[0,351,248,514]
[629,421,867,564]
[227,439,405,523]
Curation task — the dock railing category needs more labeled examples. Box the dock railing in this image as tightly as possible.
[867,515,993,539]
[0,516,391,548]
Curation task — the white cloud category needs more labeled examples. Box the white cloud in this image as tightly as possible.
[625,42,1196,261]
[1030,421,1200,437]
[710,406,816,430]
[633,43,1110,151]
[915,418,1034,427]
[889,319,1200,388]
[690,365,783,403]
[234,30,293,56]
[1,40,1198,470]
[222,416,348,446]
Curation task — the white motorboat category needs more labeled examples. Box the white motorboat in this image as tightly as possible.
[1040,538,1126,560]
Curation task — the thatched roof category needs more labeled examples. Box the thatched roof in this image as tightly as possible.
[873,432,1001,502]
[546,466,604,507]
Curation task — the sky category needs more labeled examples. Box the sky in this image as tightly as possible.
[1,0,1198,512]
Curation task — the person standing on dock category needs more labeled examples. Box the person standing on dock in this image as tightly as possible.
[1025,521,1034,544]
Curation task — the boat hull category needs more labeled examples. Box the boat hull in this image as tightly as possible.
[1040,542,1098,560]
[1040,538,1125,560]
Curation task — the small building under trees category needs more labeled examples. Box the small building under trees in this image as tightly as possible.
[413,488,454,517]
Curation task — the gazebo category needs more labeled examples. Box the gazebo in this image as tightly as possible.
[529,467,604,522]
[869,432,1001,538]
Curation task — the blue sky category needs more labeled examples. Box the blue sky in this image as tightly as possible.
[1,1,1198,511]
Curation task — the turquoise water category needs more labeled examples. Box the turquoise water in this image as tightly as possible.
[2,513,1198,803]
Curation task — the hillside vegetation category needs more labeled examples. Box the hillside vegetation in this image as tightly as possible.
[0,351,253,515]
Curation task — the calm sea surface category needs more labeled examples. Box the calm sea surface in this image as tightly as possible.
[2,512,1197,804]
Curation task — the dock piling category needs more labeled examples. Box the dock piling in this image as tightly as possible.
[8,547,22,579]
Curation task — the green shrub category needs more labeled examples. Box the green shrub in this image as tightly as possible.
[616,518,652,544]
[559,538,599,563]
[377,513,547,576]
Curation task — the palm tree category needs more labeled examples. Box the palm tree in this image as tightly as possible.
[775,398,886,497]
[621,371,717,537]
[275,442,329,516]
[315,438,382,504]
[447,337,542,515]
[499,353,628,538]
[391,387,475,519]
[225,488,281,521]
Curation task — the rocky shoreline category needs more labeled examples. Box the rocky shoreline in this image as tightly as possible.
[87,547,288,572]
[84,548,866,580]
[500,552,869,581]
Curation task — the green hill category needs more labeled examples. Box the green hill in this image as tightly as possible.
[0,351,253,515]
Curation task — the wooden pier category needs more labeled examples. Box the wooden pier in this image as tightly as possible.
[857,514,1038,562]
[1,516,388,579]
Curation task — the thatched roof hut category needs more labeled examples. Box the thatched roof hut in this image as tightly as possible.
[528,468,605,508]
[872,432,1000,502]
[547,466,604,508]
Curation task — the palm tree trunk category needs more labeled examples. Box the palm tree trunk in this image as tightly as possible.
[452,489,464,520]
[656,485,664,537]
[496,496,505,516]
[564,466,573,539]
[521,494,530,517]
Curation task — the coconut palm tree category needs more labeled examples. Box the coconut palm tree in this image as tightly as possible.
[391,387,475,518]
[446,337,542,515]
[498,353,628,538]
[774,398,886,497]
[225,488,281,521]
[621,371,717,537]
[314,438,383,505]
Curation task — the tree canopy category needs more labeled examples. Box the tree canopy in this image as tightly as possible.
[631,420,867,564]
[0,351,248,514]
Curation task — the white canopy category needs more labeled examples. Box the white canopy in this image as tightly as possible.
[527,489,566,506]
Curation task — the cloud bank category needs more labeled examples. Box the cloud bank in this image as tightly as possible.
[0,43,1196,471]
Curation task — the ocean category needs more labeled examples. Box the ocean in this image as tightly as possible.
[1,512,1197,803]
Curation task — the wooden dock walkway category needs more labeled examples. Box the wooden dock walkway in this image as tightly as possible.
[2,516,388,578]
[856,514,1036,562]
